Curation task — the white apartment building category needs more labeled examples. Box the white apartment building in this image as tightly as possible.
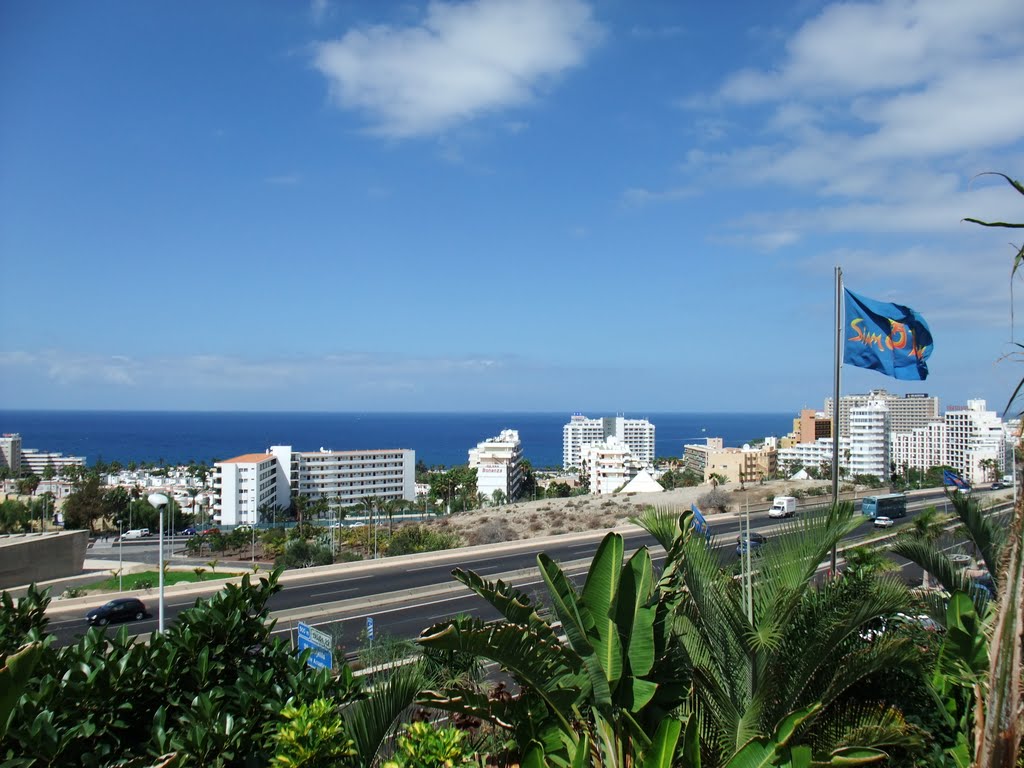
[826,390,938,439]
[562,414,655,469]
[847,400,890,480]
[777,438,834,476]
[213,453,290,527]
[468,429,523,503]
[580,437,639,495]
[890,422,947,475]
[889,399,1006,485]
[270,445,415,509]
[20,449,86,476]
[0,434,22,475]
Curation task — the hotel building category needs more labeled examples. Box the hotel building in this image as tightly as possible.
[826,390,939,440]
[213,446,415,526]
[562,414,655,470]
[213,453,290,527]
[468,429,524,503]
[580,437,639,495]
[683,438,777,484]
[890,399,1006,485]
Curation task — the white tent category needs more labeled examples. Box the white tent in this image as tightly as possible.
[789,469,811,481]
[619,469,664,494]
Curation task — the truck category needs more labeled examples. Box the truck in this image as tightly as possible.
[768,496,797,518]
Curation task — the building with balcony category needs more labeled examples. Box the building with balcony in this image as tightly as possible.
[213,453,289,527]
[826,390,938,440]
[683,438,777,484]
[0,434,22,475]
[468,429,523,503]
[270,445,416,510]
[847,399,890,480]
[562,413,655,470]
[580,437,640,495]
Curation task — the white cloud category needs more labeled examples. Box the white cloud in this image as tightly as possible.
[312,0,602,138]
[722,0,1024,102]
[622,185,697,206]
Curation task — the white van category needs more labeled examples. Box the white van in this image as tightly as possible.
[768,496,797,519]
[122,528,150,539]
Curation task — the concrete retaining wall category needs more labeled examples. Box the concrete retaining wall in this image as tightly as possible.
[0,531,89,590]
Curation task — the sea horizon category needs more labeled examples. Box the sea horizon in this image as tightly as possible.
[0,409,796,470]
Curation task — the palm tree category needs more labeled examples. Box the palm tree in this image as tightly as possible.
[634,504,917,764]
[890,493,1007,615]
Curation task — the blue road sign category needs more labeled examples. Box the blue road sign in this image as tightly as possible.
[297,622,333,670]
[366,616,374,641]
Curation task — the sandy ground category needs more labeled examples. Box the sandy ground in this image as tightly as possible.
[428,479,837,547]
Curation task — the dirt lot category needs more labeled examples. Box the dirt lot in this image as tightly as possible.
[427,479,837,547]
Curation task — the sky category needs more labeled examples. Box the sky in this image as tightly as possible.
[1,0,1023,414]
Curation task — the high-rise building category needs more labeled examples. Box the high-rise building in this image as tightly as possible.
[889,399,1005,485]
[826,390,939,439]
[468,429,523,503]
[0,434,22,475]
[213,453,290,527]
[271,446,416,509]
[562,414,655,469]
[847,399,890,479]
[214,445,416,525]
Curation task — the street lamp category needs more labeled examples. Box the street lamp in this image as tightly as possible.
[117,518,123,592]
[148,492,169,633]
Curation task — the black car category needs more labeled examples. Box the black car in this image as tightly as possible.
[736,532,768,556]
[86,597,149,626]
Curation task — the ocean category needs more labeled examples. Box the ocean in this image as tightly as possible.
[0,411,794,469]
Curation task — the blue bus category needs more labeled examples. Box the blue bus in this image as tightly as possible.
[861,493,907,519]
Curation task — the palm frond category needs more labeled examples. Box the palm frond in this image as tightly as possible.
[631,506,689,553]
[450,568,560,643]
[341,663,424,766]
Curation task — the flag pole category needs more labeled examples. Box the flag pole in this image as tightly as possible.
[831,266,843,576]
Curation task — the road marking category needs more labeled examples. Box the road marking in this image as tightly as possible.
[405,554,505,572]
[311,587,361,598]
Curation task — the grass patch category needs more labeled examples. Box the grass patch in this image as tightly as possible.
[88,570,242,592]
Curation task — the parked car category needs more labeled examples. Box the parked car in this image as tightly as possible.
[873,516,895,529]
[991,481,1004,490]
[201,527,220,536]
[235,524,252,533]
[86,597,149,626]
[735,532,767,556]
[178,527,198,536]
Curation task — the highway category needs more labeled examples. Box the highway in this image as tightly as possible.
[43,488,1009,651]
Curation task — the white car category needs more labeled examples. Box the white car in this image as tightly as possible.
[873,516,895,529]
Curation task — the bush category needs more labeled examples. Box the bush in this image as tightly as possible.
[387,525,462,556]
[1,570,360,766]
[697,488,731,514]
[468,519,515,546]
[276,539,334,569]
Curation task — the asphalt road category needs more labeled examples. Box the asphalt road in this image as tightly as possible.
[44,487,1010,650]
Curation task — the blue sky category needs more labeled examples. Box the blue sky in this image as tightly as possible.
[2,0,1023,413]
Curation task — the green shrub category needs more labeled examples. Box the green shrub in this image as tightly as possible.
[272,698,356,768]
[382,721,472,768]
[387,525,462,556]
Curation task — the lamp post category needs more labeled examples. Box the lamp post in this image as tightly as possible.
[148,492,169,633]
[117,518,123,592]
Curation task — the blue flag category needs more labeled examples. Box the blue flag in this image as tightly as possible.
[943,469,970,490]
[844,289,933,380]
